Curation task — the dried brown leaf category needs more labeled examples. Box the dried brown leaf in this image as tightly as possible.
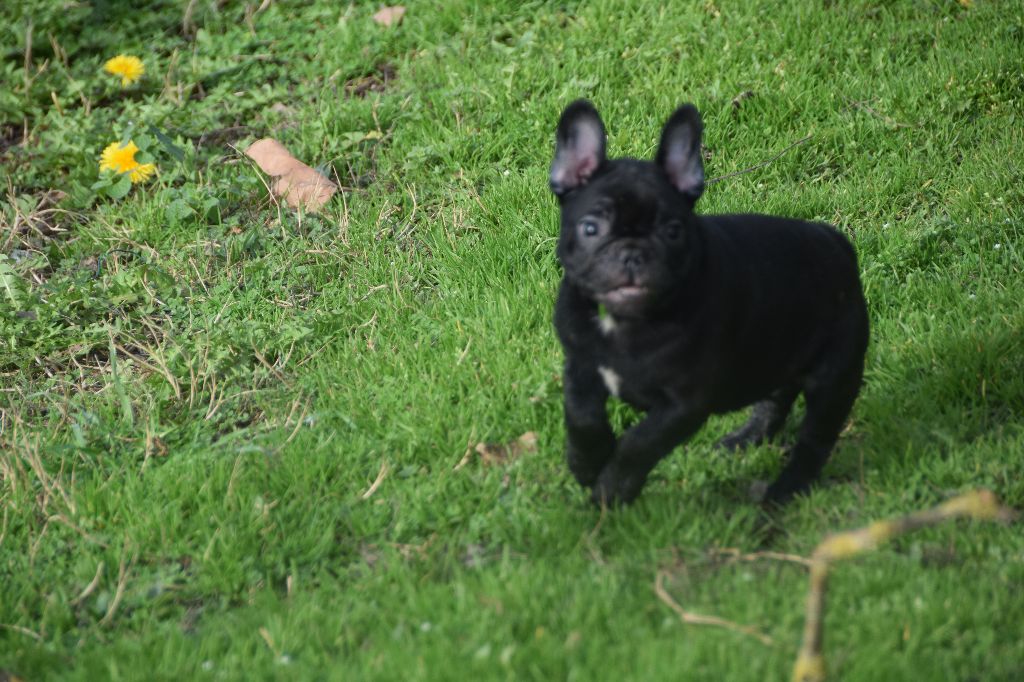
[244,138,337,212]
[345,62,397,98]
[731,90,755,110]
[475,431,538,466]
[372,5,406,27]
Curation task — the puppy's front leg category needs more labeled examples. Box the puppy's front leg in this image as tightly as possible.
[563,359,616,488]
[592,407,706,506]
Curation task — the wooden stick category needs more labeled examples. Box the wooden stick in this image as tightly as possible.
[792,489,1016,682]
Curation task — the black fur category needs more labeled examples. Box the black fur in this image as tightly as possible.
[550,100,869,506]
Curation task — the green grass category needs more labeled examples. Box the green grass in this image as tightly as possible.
[2,0,1023,679]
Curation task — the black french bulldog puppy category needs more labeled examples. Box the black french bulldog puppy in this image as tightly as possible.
[550,100,869,507]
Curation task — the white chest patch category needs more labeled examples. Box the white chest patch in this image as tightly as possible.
[597,365,622,398]
[598,314,617,336]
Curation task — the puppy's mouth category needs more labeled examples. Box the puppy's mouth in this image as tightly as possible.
[597,285,651,306]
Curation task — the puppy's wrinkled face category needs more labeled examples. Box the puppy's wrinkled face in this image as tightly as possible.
[550,101,706,318]
[556,161,691,316]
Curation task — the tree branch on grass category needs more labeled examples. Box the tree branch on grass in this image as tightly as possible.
[793,489,1017,682]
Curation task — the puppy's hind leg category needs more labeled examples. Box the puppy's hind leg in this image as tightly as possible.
[718,385,800,452]
[763,359,864,504]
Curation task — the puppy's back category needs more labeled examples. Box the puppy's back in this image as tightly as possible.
[699,214,861,298]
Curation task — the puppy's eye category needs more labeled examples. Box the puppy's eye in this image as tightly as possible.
[664,222,682,240]
[580,219,601,237]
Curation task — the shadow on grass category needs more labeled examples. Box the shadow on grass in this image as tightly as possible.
[856,323,1024,468]
[627,323,1024,535]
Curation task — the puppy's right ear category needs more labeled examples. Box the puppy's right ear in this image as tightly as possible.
[550,100,606,196]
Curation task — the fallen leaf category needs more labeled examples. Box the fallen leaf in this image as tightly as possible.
[731,90,755,110]
[373,5,405,27]
[475,431,538,466]
[244,138,337,212]
[149,436,169,458]
[345,62,398,98]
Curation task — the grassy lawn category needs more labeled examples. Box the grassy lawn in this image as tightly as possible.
[2,0,1022,679]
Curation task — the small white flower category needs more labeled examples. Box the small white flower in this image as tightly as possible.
[201,661,214,672]
[420,621,432,632]
[994,243,1001,249]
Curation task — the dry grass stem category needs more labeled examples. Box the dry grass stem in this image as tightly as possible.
[71,561,106,606]
[361,460,390,500]
[99,542,137,627]
[712,547,813,568]
[655,570,774,646]
[1,622,42,641]
[706,134,812,185]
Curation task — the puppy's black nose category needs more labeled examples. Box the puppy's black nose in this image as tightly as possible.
[620,248,646,268]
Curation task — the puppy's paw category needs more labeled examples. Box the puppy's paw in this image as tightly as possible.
[567,451,603,488]
[590,466,646,507]
[762,474,812,506]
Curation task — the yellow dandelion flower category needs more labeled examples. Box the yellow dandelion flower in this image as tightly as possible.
[103,54,145,87]
[99,141,157,183]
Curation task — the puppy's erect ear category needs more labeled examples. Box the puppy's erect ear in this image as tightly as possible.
[550,100,607,196]
[656,104,704,201]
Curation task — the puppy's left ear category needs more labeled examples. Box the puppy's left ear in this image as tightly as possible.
[656,104,704,201]
[550,100,607,196]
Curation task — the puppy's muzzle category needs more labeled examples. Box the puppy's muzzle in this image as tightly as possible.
[619,247,646,269]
